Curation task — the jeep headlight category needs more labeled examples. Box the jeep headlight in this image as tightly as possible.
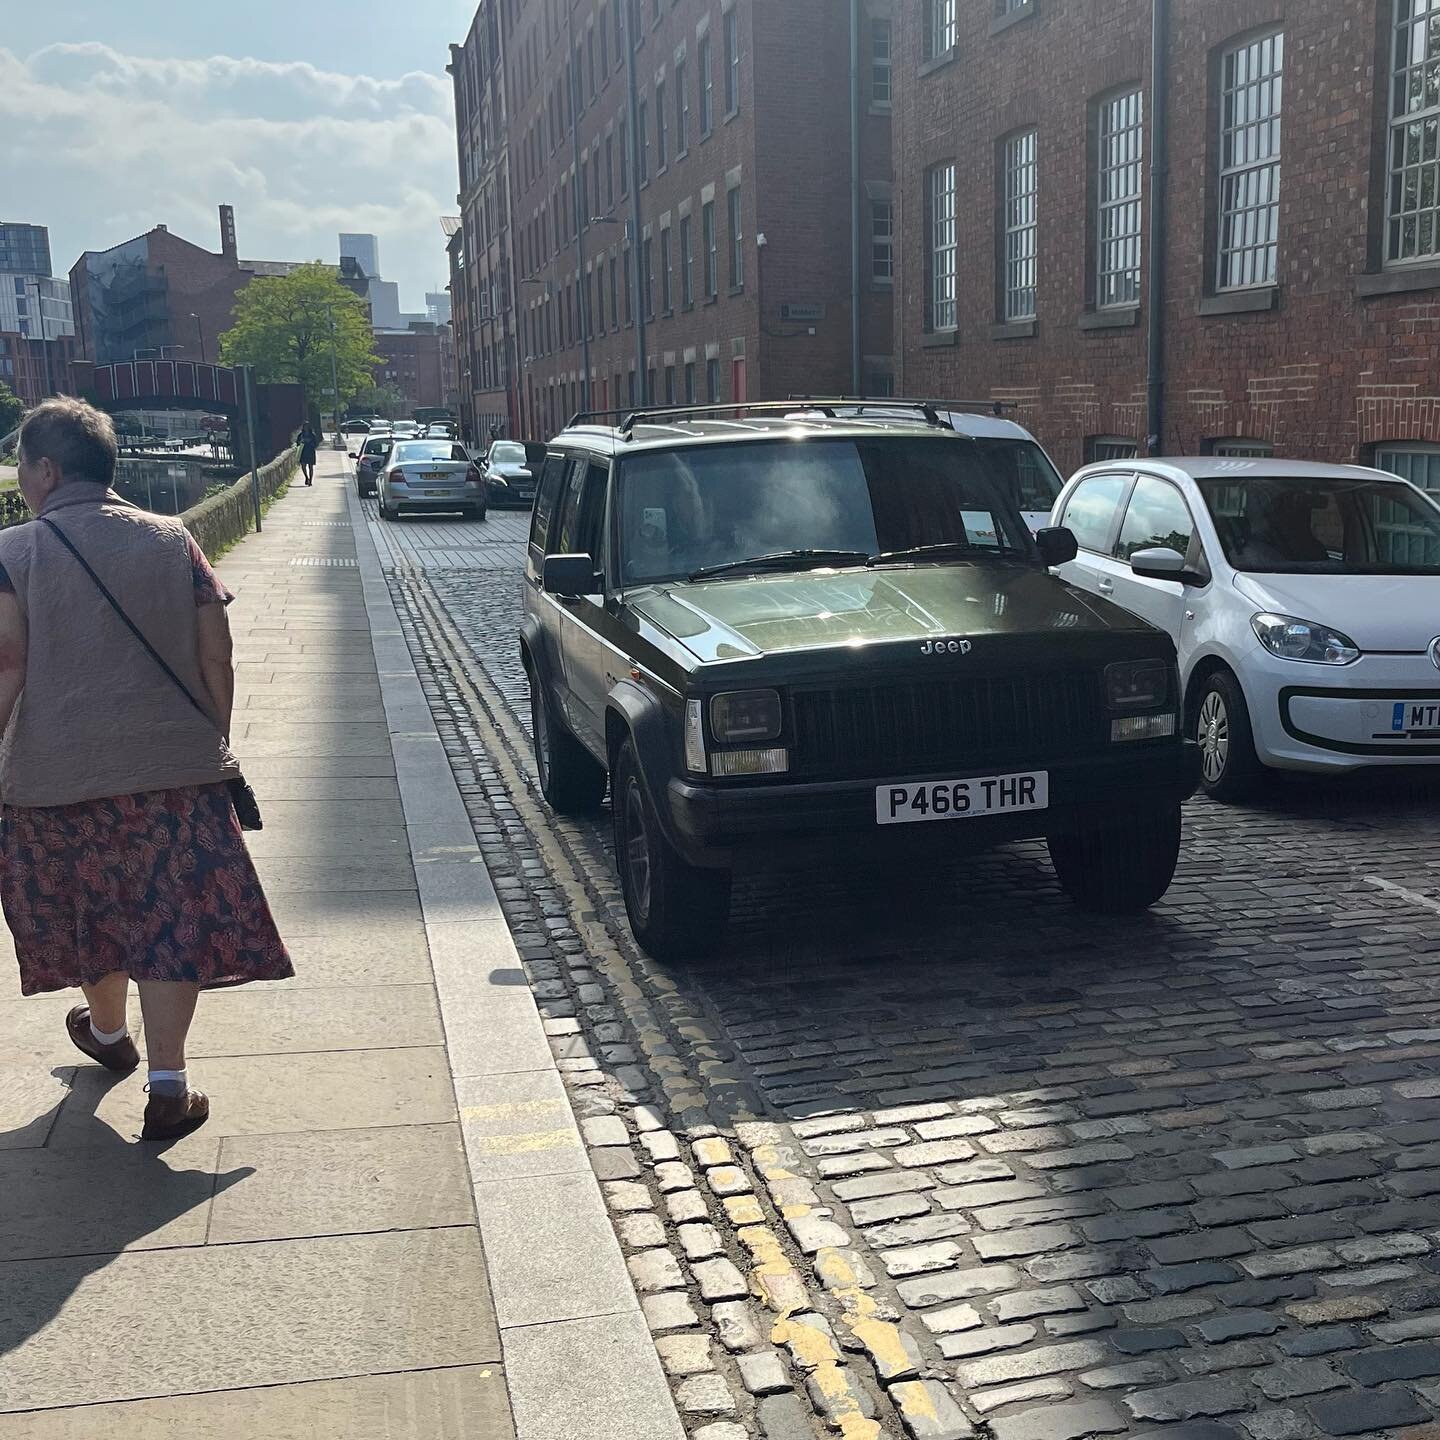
[1105,660,1170,711]
[711,689,782,743]
[1251,613,1359,665]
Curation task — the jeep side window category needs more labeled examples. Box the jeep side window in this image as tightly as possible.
[1062,474,1132,554]
[550,458,590,556]
[573,462,610,572]
[531,454,568,551]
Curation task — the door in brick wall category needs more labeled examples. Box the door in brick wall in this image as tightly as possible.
[731,357,746,405]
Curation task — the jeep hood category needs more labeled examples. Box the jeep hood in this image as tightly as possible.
[631,565,1154,660]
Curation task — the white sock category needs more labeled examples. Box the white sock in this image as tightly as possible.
[148,1068,188,1097]
[90,1020,129,1046]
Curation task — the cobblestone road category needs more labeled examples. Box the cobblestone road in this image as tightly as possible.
[371,501,1440,1440]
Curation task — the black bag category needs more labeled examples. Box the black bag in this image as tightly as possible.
[39,517,263,831]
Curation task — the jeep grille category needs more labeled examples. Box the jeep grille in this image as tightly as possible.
[788,673,1107,779]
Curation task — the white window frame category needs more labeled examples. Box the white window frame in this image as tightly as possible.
[1003,129,1038,322]
[723,8,740,115]
[1375,441,1440,495]
[1208,437,1273,457]
[871,198,894,283]
[1086,435,1138,463]
[1096,89,1143,309]
[727,185,744,289]
[702,199,718,299]
[698,33,714,135]
[871,19,892,106]
[676,57,690,153]
[680,213,694,306]
[925,0,957,60]
[1387,0,1440,265]
[1217,30,1283,291]
[929,162,957,330]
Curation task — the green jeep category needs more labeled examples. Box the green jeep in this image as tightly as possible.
[520,402,1200,960]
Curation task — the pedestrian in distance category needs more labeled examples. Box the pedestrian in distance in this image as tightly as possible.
[297,421,319,485]
[0,398,292,1142]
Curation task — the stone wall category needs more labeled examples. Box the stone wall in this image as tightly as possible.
[181,446,297,558]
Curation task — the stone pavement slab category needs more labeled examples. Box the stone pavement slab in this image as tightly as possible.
[0,1367,511,1440]
[0,1141,221,1261]
[208,1124,473,1243]
[276,930,434,988]
[47,1046,456,1145]
[0,1065,72,1151]
[0,1228,495,1412]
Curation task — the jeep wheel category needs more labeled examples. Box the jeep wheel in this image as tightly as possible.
[614,739,730,961]
[531,678,606,813]
[1048,804,1182,914]
[1194,670,1262,803]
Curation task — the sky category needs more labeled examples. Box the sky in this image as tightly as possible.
[1,1,464,313]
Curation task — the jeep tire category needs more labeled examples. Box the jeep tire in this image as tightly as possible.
[531,676,606,813]
[614,739,730,961]
[1048,803,1182,914]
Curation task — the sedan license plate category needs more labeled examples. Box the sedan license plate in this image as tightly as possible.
[876,771,1048,826]
[1391,700,1440,736]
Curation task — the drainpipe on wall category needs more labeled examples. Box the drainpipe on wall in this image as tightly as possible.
[1146,0,1169,454]
[624,0,647,404]
[850,0,862,394]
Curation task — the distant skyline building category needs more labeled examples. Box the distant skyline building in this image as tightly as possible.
[426,290,452,326]
[339,233,380,280]
[0,222,52,278]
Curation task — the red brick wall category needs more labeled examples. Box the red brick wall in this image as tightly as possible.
[895,0,1440,473]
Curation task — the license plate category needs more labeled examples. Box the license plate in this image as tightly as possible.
[423,471,452,481]
[1391,700,1440,735]
[876,771,1049,826]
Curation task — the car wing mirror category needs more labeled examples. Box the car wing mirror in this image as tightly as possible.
[544,553,602,598]
[1035,526,1079,566]
[348,452,359,459]
[1129,546,1189,582]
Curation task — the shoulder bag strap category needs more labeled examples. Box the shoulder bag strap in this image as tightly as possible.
[38,516,212,723]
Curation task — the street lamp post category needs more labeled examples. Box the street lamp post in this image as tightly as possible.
[189,313,207,363]
[566,4,592,416]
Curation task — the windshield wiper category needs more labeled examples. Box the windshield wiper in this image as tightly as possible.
[867,541,1025,566]
[689,548,871,581]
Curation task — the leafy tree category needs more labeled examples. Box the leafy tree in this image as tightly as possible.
[0,380,23,439]
[350,383,408,420]
[218,264,378,418]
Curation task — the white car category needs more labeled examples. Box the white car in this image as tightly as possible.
[1050,457,1440,799]
[790,402,1065,533]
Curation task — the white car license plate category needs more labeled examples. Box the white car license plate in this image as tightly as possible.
[1391,700,1440,735]
[875,771,1049,826]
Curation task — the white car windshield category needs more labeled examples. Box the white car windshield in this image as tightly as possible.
[1198,475,1440,575]
[618,437,1030,584]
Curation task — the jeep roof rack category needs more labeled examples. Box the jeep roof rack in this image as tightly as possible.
[565,397,963,439]
[787,395,1013,422]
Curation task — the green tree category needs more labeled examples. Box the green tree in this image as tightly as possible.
[350,383,408,420]
[218,264,378,420]
[0,380,23,439]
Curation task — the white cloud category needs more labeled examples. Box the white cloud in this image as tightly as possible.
[0,43,458,307]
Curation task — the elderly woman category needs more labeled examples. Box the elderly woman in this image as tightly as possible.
[0,398,291,1142]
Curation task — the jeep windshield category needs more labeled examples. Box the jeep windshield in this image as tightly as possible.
[618,437,1032,585]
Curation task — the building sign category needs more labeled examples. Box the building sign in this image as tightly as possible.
[780,303,826,323]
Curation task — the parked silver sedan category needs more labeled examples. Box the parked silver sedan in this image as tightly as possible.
[376,440,488,521]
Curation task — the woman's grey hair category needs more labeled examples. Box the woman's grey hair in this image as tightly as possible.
[18,397,118,487]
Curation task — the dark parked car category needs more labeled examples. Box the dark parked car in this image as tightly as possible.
[484,439,546,507]
[520,401,1200,960]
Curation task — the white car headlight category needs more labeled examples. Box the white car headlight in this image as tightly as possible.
[1251,612,1359,665]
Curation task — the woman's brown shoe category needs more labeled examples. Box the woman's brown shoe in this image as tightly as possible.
[65,1006,141,1074]
[141,1088,210,1142]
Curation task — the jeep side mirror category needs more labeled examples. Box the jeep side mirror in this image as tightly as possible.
[1129,546,1187,582]
[348,452,359,459]
[544,553,601,598]
[1035,527,1079,566]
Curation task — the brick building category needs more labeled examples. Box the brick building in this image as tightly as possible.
[896,0,1440,495]
[373,322,456,414]
[449,0,894,442]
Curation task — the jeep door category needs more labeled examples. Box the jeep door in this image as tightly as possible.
[552,456,613,756]
[526,451,573,729]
